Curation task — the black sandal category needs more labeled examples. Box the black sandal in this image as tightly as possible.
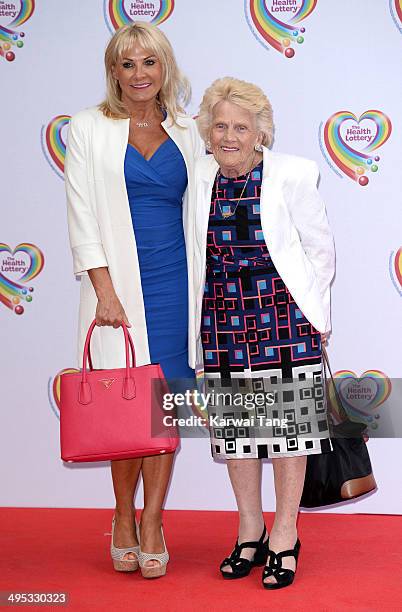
[262,538,301,590]
[220,526,269,580]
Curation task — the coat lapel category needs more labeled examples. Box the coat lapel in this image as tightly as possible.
[259,147,286,254]
[196,154,218,252]
[99,114,132,227]
[162,114,188,153]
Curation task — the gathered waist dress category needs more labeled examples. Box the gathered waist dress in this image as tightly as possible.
[124,137,194,384]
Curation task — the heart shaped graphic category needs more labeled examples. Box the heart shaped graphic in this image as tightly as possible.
[53,368,80,411]
[0,1,35,62]
[0,243,44,314]
[390,0,402,32]
[246,0,317,57]
[41,115,71,179]
[389,247,402,296]
[190,399,209,430]
[104,0,175,33]
[330,369,391,421]
[322,110,392,185]
[48,368,80,419]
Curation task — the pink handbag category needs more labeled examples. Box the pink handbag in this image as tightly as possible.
[60,320,178,462]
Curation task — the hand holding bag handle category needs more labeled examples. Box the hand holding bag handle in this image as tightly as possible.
[79,320,136,405]
[87,322,136,372]
[60,320,178,462]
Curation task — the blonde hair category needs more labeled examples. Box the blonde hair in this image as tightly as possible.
[99,22,190,121]
[197,77,274,147]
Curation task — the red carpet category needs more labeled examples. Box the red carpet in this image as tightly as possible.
[1,509,401,611]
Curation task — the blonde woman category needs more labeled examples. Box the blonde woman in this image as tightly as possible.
[65,23,203,578]
[192,78,335,589]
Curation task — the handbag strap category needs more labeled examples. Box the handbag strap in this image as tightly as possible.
[79,320,137,404]
[322,346,348,422]
[87,325,136,371]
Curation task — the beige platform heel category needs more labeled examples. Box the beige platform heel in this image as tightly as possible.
[138,527,169,578]
[110,516,140,572]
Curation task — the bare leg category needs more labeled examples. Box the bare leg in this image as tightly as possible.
[263,455,306,585]
[140,452,175,568]
[222,458,266,573]
[111,458,143,560]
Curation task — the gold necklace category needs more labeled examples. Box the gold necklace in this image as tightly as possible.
[132,107,164,129]
[215,158,255,219]
[135,120,152,128]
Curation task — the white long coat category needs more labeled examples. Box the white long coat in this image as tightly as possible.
[190,147,335,369]
[65,106,203,369]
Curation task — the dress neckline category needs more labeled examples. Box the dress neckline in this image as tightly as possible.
[127,137,171,163]
[219,160,263,181]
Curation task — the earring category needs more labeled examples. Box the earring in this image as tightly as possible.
[254,143,263,152]
[206,141,212,151]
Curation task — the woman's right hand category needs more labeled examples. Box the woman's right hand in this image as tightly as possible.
[95,292,131,328]
[87,267,131,329]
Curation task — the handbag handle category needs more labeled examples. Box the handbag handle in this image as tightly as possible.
[79,320,136,405]
[323,346,369,441]
[322,346,348,422]
[87,325,136,371]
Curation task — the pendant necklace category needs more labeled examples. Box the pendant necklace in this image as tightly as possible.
[133,105,165,128]
[135,120,152,128]
[215,160,254,219]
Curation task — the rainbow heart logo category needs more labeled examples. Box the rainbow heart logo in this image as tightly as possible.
[320,110,392,186]
[41,115,71,180]
[390,0,402,32]
[389,247,402,296]
[330,369,391,425]
[48,368,80,419]
[0,0,35,62]
[0,242,44,315]
[104,0,175,33]
[245,0,317,57]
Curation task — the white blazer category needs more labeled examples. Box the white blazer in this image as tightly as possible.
[65,106,204,369]
[191,147,335,369]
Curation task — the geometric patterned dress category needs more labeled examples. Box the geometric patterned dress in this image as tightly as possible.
[201,161,332,459]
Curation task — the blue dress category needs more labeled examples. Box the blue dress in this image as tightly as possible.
[124,138,194,382]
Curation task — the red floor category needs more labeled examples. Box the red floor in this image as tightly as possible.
[1,509,401,611]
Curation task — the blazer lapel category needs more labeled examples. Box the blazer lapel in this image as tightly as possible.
[100,115,132,227]
[162,115,188,170]
[196,155,218,251]
[259,147,285,253]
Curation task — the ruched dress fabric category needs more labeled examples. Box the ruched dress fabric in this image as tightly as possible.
[124,138,194,384]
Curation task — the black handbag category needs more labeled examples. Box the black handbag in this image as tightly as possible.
[300,348,377,508]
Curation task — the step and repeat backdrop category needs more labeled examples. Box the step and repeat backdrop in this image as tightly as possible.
[1,0,402,513]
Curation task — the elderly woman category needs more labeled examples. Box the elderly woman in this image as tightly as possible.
[192,77,335,589]
[65,23,203,578]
